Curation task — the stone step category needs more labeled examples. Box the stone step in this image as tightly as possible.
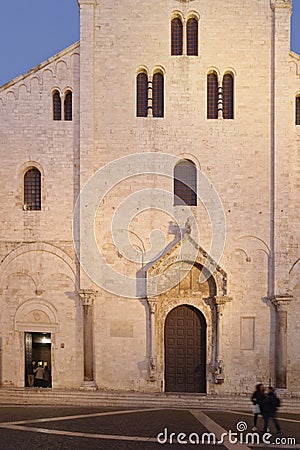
[0,389,299,412]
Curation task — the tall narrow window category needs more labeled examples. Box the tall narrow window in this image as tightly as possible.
[171,18,183,56]
[64,90,72,121]
[174,160,197,206]
[24,168,41,211]
[152,73,164,118]
[207,73,218,119]
[296,96,300,125]
[136,73,148,117]
[223,73,234,119]
[53,90,61,120]
[187,18,198,56]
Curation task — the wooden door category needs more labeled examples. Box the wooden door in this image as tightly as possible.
[165,305,206,392]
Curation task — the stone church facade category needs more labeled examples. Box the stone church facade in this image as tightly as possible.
[0,0,299,395]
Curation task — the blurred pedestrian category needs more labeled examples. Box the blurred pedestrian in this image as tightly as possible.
[262,386,282,434]
[251,383,265,431]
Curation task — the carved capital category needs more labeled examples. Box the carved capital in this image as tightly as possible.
[271,0,292,10]
[270,295,293,312]
[78,0,97,6]
[78,289,98,306]
[214,295,232,312]
[148,298,158,315]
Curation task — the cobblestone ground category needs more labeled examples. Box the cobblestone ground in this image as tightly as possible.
[0,406,298,450]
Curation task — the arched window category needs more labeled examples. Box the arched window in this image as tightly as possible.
[296,96,300,125]
[136,72,148,117]
[171,18,183,56]
[174,160,197,206]
[223,73,234,119]
[187,18,198,56]
[207,73,218,119]
[152,73,164,118]
[24,168,41,211]
[64,90,72,121]
[53,90,61,120]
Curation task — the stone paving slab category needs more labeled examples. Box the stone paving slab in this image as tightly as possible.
[0,406,299,450]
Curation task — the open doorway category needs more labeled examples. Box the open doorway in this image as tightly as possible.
[25,332,51,387]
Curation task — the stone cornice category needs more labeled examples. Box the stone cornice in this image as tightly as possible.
[78,0,97,5]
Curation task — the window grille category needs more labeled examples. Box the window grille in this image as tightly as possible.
[187,18,198,56]
[24,168,41,211]
[207,73,218,119]
[171,18,183,56]
[223,74,234,119]
[152,73,164,118]
[136,73,148,117]
[174,160,197,206]
[53,91,61,120]
[64,91,72,121]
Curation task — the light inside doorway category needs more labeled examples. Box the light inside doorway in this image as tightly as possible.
[25,332,52,387]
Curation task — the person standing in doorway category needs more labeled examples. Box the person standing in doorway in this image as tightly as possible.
[33,364,45,388]
[27,360,36,388]
[43,365,51,388]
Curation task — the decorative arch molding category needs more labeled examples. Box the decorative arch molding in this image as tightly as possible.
[55,59,69,73]
[186,10,200,21]
[289,258,300,290]
[51,86,61,96]
[15,298,59,333]
[207,66,221,78]
[0,242,76,290]
[19,160,45,178]
[223,67,237,78]
[136,65,149,76]
[62,86,73,96]
[146,235,227,297]
[170,10,184,21]
[152,65,166,76]
[176,152,201,170]
[289,60,299,77]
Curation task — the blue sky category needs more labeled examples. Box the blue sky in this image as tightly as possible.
[0,1,300,87]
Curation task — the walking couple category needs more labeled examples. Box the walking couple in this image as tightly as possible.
[251,384,282,434]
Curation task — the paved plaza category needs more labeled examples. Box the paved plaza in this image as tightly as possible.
[0,406,299,450]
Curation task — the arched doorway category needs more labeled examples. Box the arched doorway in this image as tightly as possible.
[165,305,206,393]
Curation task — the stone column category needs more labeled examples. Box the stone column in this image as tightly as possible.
[271,295,293,388]
[214,295,232,383]
[147,298,157,381]
[78,289,97,390]
[217,77,223,120]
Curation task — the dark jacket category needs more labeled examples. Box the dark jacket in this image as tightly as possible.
[263,392,280,414]
[27,363,35,375]
[251,390,265,413]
